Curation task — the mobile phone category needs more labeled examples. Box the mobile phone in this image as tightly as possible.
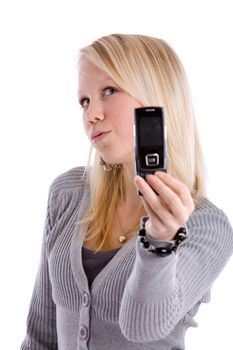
[134,106,167,194]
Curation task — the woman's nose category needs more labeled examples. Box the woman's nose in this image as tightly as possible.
[86,102,105,123]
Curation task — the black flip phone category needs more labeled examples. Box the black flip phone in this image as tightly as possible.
[134,106,167,195]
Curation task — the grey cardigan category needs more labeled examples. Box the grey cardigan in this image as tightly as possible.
[20,166,233,350]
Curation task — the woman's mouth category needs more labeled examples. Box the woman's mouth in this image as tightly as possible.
[92,131,111,143]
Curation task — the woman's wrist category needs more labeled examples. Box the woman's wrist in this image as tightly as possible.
[145,218,177,242]
[139,216,187,256]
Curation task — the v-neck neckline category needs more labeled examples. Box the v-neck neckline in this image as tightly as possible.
[70,218,137,294]
[69,182,137,294]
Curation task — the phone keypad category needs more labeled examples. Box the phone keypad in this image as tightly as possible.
[145,153,159,166]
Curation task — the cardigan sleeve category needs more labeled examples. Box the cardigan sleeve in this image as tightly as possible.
[119,203,233,343]
[20,183,59,350]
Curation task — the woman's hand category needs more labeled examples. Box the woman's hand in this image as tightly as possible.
[134,172,195,241]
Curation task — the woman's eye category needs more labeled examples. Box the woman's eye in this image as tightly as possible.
[103,87,118,96]
[79,87,118,108]
[80,98,89,109]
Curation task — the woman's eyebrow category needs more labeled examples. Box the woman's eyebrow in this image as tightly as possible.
[77,78,117,96]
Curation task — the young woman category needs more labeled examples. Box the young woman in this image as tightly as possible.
[21,34,233,350]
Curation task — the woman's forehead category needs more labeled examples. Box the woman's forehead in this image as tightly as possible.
[78,59,106,78]
[78,60,116,89]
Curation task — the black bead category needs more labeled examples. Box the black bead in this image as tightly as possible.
[143,241,150,249]
[178,233,186,239]
[139,228,146,237]
[176,227,186,234]
[142,217,149,225]
[175,227,187,244]
[172,245,178,253]
[155,247,173,257]
[147,245,156,252]
[140,237,146,244]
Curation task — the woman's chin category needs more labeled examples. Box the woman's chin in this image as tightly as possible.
[99,150,134,166]
[98,153,120,165]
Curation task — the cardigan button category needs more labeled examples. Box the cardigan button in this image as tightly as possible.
[80,325,89,341]
[83,292,90,307]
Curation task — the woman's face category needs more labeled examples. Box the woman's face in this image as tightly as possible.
[78,59,142,165]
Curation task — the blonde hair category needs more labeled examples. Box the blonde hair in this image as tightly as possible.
[77,33,206,251]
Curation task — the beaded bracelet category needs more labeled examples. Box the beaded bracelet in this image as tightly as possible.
[138,216,187,257]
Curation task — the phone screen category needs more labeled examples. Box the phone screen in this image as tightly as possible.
[139,116,163,147]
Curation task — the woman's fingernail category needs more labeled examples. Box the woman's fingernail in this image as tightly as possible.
[146,174,153,180]
[134,175,143,184]
[156,171,165,178]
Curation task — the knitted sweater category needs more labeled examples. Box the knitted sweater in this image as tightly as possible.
[20,166,233,350]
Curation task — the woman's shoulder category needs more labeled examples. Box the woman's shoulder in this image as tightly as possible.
[188,197,233,240]
[45,166,89,234]
[48,166,88,196]
[193,197,229,218]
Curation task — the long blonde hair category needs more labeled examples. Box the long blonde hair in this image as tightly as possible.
[77,33,206,251]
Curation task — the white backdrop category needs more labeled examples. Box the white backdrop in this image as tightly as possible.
[0,0,233,349]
